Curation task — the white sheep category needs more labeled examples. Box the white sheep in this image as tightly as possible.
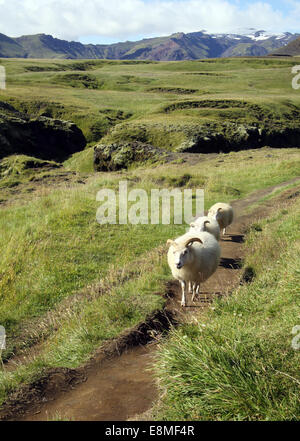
[167,231,221,307]
[189,215,221,241]
[188,217,220,295]
[167,232,198,296]
[208,202,234,236]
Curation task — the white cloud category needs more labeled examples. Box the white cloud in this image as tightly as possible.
[0,0,299,42]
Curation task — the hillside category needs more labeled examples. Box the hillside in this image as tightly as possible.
[0,33,26,58]
[272,36,300,56]
[0,30,299,60]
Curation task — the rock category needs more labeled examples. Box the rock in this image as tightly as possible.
[175,123,300,153]
[0,102,86,162]
[177,130,226,153]
[236,125,260,141]
[176,139,197,152]
[94,141,167,171]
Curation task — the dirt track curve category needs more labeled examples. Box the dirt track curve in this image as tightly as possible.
[2,177,300,421]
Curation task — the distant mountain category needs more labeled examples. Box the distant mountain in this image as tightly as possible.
[271,36,300,56]
[0,30,299,60]
[0,33,26,57]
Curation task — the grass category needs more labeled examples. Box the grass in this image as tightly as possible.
[0,147,299,402]
[153,199,300,421]
[64,147,94,173]
[0,155,60,188]
[0,182,172,334]
[1,148,300,334]
[48,412,73,421]
[1,56,300,149]
[0,246,168,405]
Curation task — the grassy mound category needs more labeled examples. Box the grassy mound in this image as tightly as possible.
[0,155,59,176]
[0,155,61,188]
[24,61,105,72]
[53,73,100,89]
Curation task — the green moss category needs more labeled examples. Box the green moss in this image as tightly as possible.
[102,122,188,151]
[94,141,168,171]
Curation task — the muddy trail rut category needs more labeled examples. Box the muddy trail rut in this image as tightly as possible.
[1,177,300,421]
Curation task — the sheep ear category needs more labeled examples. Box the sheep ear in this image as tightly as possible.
[166,239,175,247]
[217,208,223,213]
[204,220,210,226]
[190,222,196,227]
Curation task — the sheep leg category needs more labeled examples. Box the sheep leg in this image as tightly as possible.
[191,283,200,303]
[180,280,187,307]
[223,228,226,235]
[188,281,192,294]
[191,283,196,303]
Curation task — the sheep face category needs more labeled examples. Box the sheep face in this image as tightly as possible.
[167,238,203,270]
[173,245,192,269]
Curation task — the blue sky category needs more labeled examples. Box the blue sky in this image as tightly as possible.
[0,0,299,43]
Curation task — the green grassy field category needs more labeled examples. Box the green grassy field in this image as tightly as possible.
[0,56,299,419]
[1,56,300,153]
[0,147,300,409]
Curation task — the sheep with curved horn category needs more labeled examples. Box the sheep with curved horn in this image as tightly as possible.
[189,215,221,241]
[167,232,221,307]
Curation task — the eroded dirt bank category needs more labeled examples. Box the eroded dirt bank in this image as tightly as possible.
[1,178,300,421]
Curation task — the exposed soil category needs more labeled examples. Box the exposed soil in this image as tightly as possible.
[1,177,300,421]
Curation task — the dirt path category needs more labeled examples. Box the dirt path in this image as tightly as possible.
[2,177,300,421]
[29,346,158,421]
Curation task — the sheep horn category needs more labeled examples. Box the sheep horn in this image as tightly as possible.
[185,237,203,247]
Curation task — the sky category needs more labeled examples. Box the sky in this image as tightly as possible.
[0,0,299,44]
